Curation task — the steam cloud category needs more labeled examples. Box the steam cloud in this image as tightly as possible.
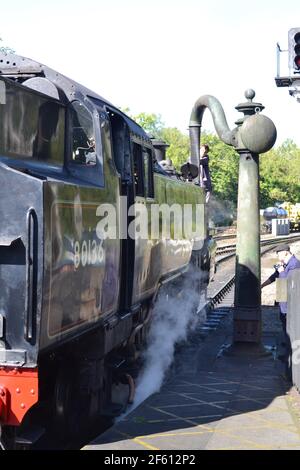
[208,195,236,227]
[128,267,207,412]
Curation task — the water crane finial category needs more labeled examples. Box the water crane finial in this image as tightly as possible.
[245,89,255,102]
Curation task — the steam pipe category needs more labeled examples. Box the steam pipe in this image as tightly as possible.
[125,374,135,404]
[189,95,233,168]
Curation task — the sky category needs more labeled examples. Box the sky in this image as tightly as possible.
[1,0,300,147]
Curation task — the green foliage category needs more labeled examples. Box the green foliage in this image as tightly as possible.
[201,132,239,204]
[133,112,164,138]
[161,127,190,169]
[121,109,164,138]
[260,139,300,207]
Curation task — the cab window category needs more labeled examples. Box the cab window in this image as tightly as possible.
[71,101,96,166]
[67,101,104,187]
[133,143,144,197]
[143,147,154,198]
[0,78,65,165]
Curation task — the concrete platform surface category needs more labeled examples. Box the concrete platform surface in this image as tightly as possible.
[83,304,300,450]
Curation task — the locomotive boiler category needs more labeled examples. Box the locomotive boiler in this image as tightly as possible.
[0,52,215,448]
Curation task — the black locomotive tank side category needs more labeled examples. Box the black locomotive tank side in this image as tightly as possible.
[0,52,215,448]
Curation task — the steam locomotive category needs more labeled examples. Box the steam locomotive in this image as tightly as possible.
[0,52,215,448]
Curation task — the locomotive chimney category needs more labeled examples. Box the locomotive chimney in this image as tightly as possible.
[150,137,170,162]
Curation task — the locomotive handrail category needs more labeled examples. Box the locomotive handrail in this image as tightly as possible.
[24,208,37,342]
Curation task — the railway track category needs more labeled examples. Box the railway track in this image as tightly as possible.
[216,234,300,258]
[199,234,300,336]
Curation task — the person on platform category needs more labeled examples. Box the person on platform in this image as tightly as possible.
[261,243,300,376]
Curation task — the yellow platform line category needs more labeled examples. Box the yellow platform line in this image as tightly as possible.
[167,391,294,418]
[111,430,160,451]
[142,407,265,449]
[137,418,299,439]
[179,379,279,393]
[117,391,300,451]
[146,415,222,424]
[132,437,160,451]
[210,440,300,450]
[136,429,214,440]
[147,399,293,424]
[133,425,268,450]
[160,394,271,408]
[138,406,300,448]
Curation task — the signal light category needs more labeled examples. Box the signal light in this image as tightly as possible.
[288,28,300,73]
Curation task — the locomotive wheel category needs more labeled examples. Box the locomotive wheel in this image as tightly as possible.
[54,364,90,441]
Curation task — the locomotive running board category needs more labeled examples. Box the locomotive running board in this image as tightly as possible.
[0,236,21,246]
[0,349,27,366]
[160,265,189,285]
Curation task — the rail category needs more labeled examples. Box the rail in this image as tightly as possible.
[216,234,300,259]
[208,237,300,312]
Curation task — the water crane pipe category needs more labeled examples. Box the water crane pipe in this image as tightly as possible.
[189,95,233,172]
[188,89,277,352]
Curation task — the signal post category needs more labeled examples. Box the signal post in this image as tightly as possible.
[276,27,300,101]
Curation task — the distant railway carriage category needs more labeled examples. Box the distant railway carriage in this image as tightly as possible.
[280,202,300,231]
[261,206,288,233]
[0,53,216,448]
[260,202,300,233]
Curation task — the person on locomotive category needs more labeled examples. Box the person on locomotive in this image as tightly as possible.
[199,144,212,203]
[261,243,300,367]
[71,102,97,165]
[33,101,60,160]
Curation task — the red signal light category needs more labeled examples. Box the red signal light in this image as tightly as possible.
[294,41,300,69]
[295,56,300,69]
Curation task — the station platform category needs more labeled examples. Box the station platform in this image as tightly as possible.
[83,304,300,450]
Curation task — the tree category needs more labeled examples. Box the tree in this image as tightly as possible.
[201,132,239,204]
[132,112,164,138]
[260,139,300,206]
[125,110,300,213]
[121,109,164,138]
[125,110,190,168]
[161,127,190,169]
